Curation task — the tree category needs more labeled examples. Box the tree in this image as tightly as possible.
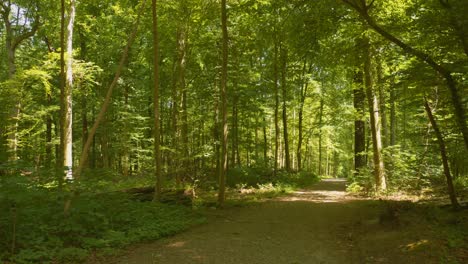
[423,96,459,209]
[63,0,75,180]
[0,0,40,161]
[73,0,146,180]
[218,0,228,207]
[353,69,366,174]
[152,0,162,201]
[363,37,386,191]
[280,46,291,171]
[342,0,468,152]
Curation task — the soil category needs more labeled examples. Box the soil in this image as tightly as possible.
[96,179,461,264]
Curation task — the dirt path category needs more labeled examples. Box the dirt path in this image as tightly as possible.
[106,179,440,264]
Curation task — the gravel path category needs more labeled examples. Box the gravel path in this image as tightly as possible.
[103,179,436,264]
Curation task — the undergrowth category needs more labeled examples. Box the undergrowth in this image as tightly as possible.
[0,175,204,264]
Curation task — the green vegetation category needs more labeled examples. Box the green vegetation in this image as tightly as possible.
[0,174,204,263]
[0,0,467,262]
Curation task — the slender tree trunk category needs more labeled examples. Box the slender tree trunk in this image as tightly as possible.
[263,115,268,163]
[297,61,310,171]
[318,97,324,176]
[376,56,389,147]
[176,16,189,182]
[353,70,366,173]
[343,0,468,151]
[170,30,180,185]
[273,39,280,177]
[231,93,240,167]
[390,83,397,146]
[423,97,459,208]
[63,0,76,180]
[280,47,291,171]
[46,95,53,168]
[59,0,66,172]
[363,39,386,191]
[218,0,229,207]
[151,0,162,201]
[214,95,220,178]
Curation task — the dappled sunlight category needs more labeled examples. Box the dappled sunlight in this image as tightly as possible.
[278,178,359,203]
[167,241,186,248]
[279,189,352,203]
[401,239,429,252]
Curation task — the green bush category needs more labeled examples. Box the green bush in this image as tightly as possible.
[226,166,318,189]
[0,175,204,263]
[226,166,272,187]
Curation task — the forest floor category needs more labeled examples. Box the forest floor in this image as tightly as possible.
[92,179,468,264]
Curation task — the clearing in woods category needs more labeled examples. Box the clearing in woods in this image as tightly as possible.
[100,179,457,264]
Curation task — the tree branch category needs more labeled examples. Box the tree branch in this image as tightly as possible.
[12,14,40,51]
[342,0,360,11]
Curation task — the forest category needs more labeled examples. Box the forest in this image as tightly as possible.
[0,0,467,263]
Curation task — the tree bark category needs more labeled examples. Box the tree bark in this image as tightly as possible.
[151,0,162,201]
[363,38,387,191]
[376,55,389,147]
[280,47,291,171]
[46,95,53,168]
[297,61,310,171]
[390,83,397,146]
[59,0,66,172]
[63,0,76,180]
[423,97,459,209]
[231,93,240,166]
[273,39,280,177]
[218,0,229,207]
[318,96,324,176]
[263,115,268,163]
[353,70,366,174]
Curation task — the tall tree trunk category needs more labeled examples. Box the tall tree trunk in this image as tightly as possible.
[376,55,389,147]
[176,10,189,182]
[363,38,386,191]
[63,0,76,180]
[231,94,239,166]
[297,61,310,171]
[263,115,268,163]
[151,0,162,201]
[218,0,229,207]
[59,0,66,172]
[390,83,397,146]
[46,95,53,168]
[423,97,459,208]
[170,31,180,185]
[318,96,324,176]
[353,70,366,174]
[280,47,291,171]
[343,0,468,152]
[273,39,280,177]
